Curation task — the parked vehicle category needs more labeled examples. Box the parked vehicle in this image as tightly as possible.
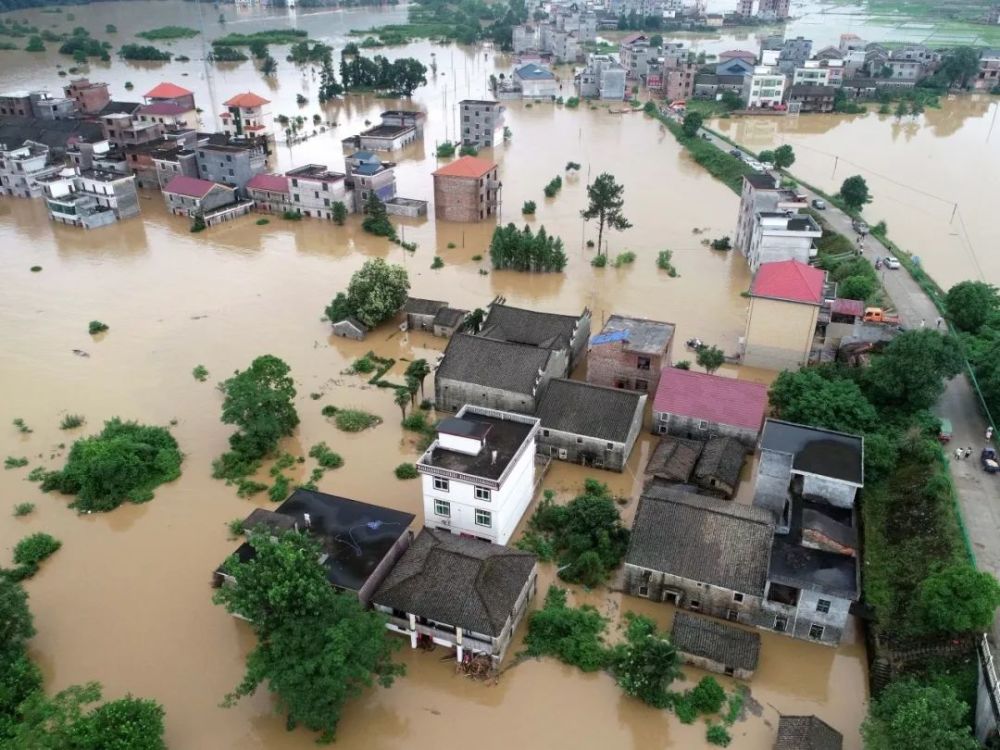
[685,338,706,351]
[983,447,999,473]
[885,257,900,270]
[862,307,901,325]
[938,418,953,444]
[729,149,741,157]
[745,160,764,171]
[760,161,775,171]
[852,218,869,234]
[811,199,826,210]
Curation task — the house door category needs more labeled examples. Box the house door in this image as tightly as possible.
[661,590,680,605]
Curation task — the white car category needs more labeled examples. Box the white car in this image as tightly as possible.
[885,257,901,270]
[745,160,764,171]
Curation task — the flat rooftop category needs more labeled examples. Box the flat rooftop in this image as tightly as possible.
[360,124,415,139]
[81,168,131,182]
[770,536,858,600]
[761,419,864,486]
[419,411,536,482]
[219,489,415,593]
[592,314,674,355]
[286,164,345,182]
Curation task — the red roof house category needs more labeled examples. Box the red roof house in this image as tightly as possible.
[224,92,270,109]
[432,156,496,179]
[652,368,769,446]
[750,260,826,305]
[144,82,194,100]
[163,175,217,199]
[246,173,289,194]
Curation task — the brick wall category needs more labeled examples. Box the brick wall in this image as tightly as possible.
[434,169,496,222]
[587,343,663,393]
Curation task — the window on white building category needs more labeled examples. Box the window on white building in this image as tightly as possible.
[433,477,449,492]
[474,486,491,502]
[816,598,831,614]
[809,624,825,640]
[434,499,450,517]
[475,508,492,527]
[733,592,744,603]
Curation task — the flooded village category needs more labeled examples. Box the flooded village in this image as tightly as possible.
[0,0,999,748]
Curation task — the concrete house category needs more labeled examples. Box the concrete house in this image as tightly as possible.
[743,67,787,109]
[975,48,1000,91]
[716,57,755,76]
[671,611,761,680]
[162,175,237,219]
[774,715,843,750]
[0,140,60,197]
[373,528,537,666]
[246,173,291,214]
[345,150,397,212]
[416,405,541,545]
[480,301,591,375]
[734,174,817,270]
[136,101,197,131]
[652,368,768,447]
[459,100,503,149]
[343,110,424,152]
[587,314,674,395]
[331,317,368,341]
[536,379,646,472]
[624,485,775,625]
[576,54,626,100]
[144,82,196,111]
[787,85,837,113]
[286,164,350,220]
[40,166,140,229]
[151,145,198,190]
[213,489,414,607]
[741,260,832,371]
[432,156,501,223]
[620,33,653,79]
[435,333,558,413]
[64,78,110,115]
[513,63,559,99]
[663,62,699,101]
[220,91,273,141]
[403,297,447,332]
[196,140,267,195]
[433,307,468,338]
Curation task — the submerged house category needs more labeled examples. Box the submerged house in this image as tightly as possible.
[774,715,843,750]
[480,301,591,375]
[213,489,415,607]
[331,317,368,341]
[373,528,537,666]
[535,378,646,472]
[644,435,703,485]
[587,314,675,395]
[671,611,761,680]
[693,435,747,499]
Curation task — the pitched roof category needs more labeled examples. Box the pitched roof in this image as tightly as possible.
[719,49,757,60]
[145,82,193,99]
[626,486,774,595]
[774,715,843,750]
[537,379,645,444]
[137,101,191,116]
[372,528,536,637]
[514,62,555,80]
[224,91,270,108]
[480,303,584,352]
[694,436,746,487]
[403,297,446,316]
[751,260,826,305]
[437,333,551,395]
[246,173,289,193]
[831,298,863,318]
[432,155,496,179]
[761,419,864,486]
[433,306,467,328]
[163,174,220,198]
[645,436,703,483]
[671,611,761,672]
[652,369,768,432]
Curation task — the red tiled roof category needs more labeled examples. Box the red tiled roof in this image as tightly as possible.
[432,156,496,179]
[831,298,864,318]
[163,175,219,199]
[246,173,289,193]
[145,82,193,99]
[224,92,270,108]
[750,260,825,305]
[653,368,768,431]
[138,102,190,116]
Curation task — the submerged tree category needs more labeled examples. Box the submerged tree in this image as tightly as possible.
[581,173,632,257]
[317,51,343,102]
[488,223,567,272]
[609,614,682,708]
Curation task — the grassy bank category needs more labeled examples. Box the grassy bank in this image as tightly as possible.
[657,115,754,193]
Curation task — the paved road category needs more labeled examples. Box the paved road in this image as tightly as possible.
[690,117,1000,630]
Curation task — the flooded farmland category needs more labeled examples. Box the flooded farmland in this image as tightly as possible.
[9,0,997,745]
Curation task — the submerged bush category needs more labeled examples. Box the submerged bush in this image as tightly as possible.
[88,320,109,335]
[59,414,85,430]
[394,462,418,479]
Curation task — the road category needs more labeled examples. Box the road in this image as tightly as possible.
[692,118,1000,631]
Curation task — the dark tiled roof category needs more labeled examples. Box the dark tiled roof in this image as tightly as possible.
[775,715,843,750]
[761,419,864,486]
[433,307,467,328]
[627,487,774,595]
[769,537,859,600]
[745,173,778,189]
[404,297,446,316]
[671,611,761,672]
[0,116,103,153]
[645,436,703,482]
[98,100,142,116]
[537,379,645,444]
[373,528,536,637]
[437,333,551,395]
[695,436,746,487]
[480,303,584,352]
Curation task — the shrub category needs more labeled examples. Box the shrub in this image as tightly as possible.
[13,502,35,517]
[446,242,456,249]
[256,218,270,225]
[435,141,456,158]
[611,251,636,268]
[88,320,109,335]
[431,256,444,269]
[471,254,482,261]
[689,676,726,714]
[710,236,732,251]
[565,96,580,108]
[394,462,418,479]
[236,479,268,498]
[351,355,377,374]
[13,418,31,434]
[30,266,42,272]
[13,532,62,576]
[5,457,29,470]
[308,442,343,469]
[59,414,85,430]
[591,254,607,268]
[543,175,563,198]
[458,144,478,156]
[490,223,567,273]
[522,200,536,215]
[321,405,338,417]
[282,209,303,220]
[674,360,690,370]
[333,409,381,432]
[523,586,609,672]
[401,411,429,432]
[192,365,209,382]
[706,725,732,747]
[227,518,246,537]
[268,473,290,502]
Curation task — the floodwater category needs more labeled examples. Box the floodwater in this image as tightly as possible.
[0,2,883,747]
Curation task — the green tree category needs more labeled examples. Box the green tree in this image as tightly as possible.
[318,52,343,102]
[523,586,609,672]
[773,144,795,169]
[945,280,999,333]
[861,679,978,750]
[721,89,743,110]
[839,175,872,212]
[361,191,395,238]
[939,46,981,89]
[757,149,775,165]
[609,614,681,708]
[581,173,632,257]
[249,39,268,59]
[648,34,663,47]
[261,54,278,76]
[838,273,878,301]
[346,258,409,328]
[681,111,703,138]
[863,330,963,414]
[404,359,431,398]
[914,562,1000,635]
[213,530,403,742]
[219,355,299,460]
[769,369,878,435]
[696,345,725,374]
[894,101,908,119]
[25,36,44,52]
[331,201,347,226]
[393,387,410,420]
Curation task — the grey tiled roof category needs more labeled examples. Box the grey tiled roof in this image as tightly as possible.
[437,333,552,395]
[645,436,703,483]
[372,528,536,637]
[480,303,583,352]
[404,297,446,316]
[695,436,746,487]
[775,715,843,750]
[671,612,761,672]
[626,487,774,595]
[536,379,645,444]
[433,307,467,328]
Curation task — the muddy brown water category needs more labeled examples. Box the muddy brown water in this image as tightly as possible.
[0,3,928,747]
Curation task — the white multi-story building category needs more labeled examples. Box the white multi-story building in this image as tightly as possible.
[0,141,61,198]
[286,164,351,221]
[417,405,540,546]
[735,174,821,272]
[40,166,140,229]
[792,61,831,87]
[742,66,787,109]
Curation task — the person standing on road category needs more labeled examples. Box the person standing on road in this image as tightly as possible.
[956,447,965,460]
[965,447,973,459]
[987,426,994,441]
[936,317,943,329]
[920,319,926,328]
